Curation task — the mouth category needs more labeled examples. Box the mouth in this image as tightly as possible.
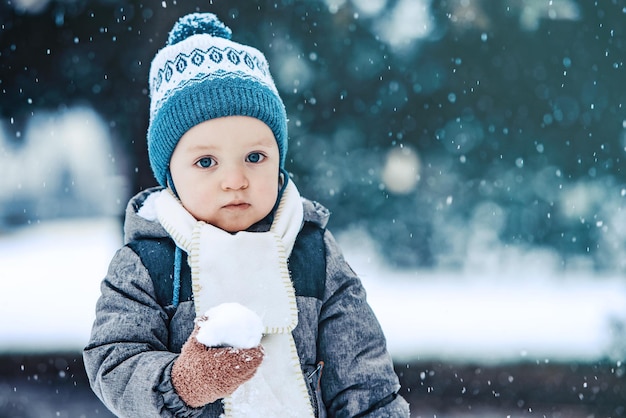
[222,202,250,210]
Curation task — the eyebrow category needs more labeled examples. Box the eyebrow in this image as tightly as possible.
[183,138,276,153]
[184,144,218,153]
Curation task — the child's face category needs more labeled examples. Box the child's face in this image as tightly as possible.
[169,116,280,232]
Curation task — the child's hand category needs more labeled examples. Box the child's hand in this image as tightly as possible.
[172,325,264,408]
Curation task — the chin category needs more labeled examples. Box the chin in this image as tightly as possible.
[218,221,252,233]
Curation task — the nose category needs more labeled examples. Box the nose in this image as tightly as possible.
[221,164,248,190]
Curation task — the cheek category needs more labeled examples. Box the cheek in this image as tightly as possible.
[175,175,214,215]
[169,165,191,195]
[182,192,217,223]
[260,180,280,206]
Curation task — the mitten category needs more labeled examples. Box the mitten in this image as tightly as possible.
[171,324,264,408]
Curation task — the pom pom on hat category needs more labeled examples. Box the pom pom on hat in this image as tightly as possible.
[167,13,232,45]
[147,12,287,188]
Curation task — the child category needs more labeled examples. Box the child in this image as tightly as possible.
[84,12,410,418]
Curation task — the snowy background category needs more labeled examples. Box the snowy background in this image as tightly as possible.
[2,1,626,415]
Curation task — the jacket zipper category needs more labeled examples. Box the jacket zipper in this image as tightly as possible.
[307,361,325,418]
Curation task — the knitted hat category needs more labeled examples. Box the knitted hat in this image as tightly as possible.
[147,13,288,187]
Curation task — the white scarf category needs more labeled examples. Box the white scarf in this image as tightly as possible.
[154,181,314,418]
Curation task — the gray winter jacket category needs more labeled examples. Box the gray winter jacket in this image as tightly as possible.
[84,187,410,417]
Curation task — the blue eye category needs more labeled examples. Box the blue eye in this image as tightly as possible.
[195,157,215,168]
[247,152,265,163]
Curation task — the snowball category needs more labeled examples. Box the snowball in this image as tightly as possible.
[195,303,264,349]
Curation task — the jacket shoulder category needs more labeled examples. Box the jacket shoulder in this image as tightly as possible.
[123,187,169,244]
[302,198,330,229]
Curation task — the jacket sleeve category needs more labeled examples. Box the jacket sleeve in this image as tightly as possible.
[83,246,202,418]
[318,231,410,417]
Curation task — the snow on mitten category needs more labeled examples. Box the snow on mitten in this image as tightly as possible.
[195,303,264,349]
[171,310,264,408]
